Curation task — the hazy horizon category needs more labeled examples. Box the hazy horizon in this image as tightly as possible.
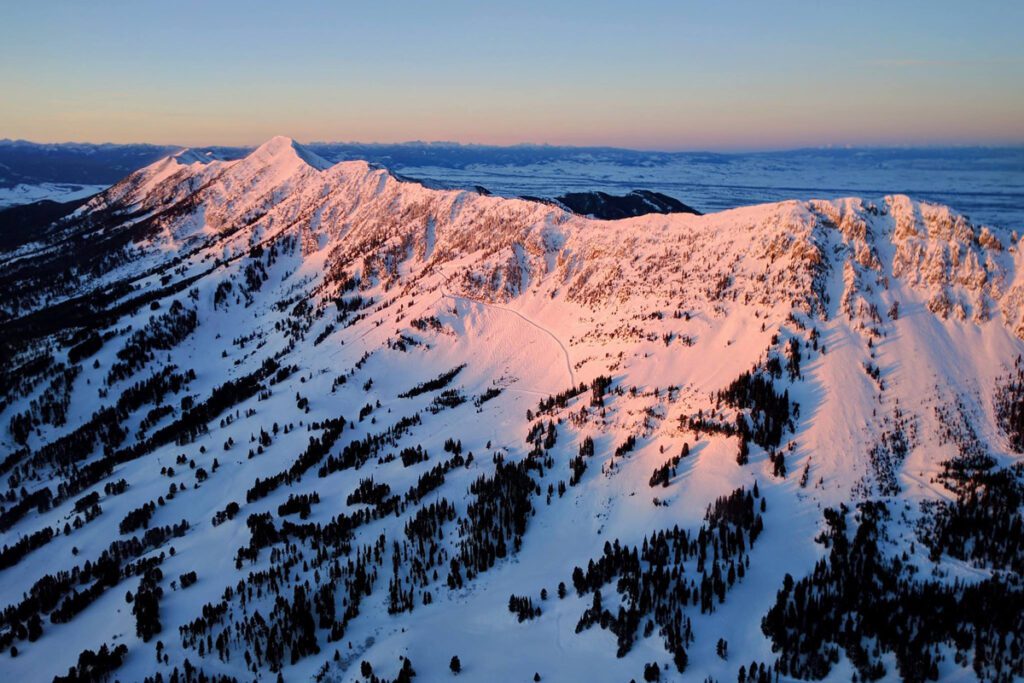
[4,135,1024,156]
[2,1,1023,151]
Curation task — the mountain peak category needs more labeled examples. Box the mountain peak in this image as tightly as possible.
[247,135,332,171]
[255,135,298,153]
[171,147,222,165]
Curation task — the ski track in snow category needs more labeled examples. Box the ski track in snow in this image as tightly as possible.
[443,290,576,387]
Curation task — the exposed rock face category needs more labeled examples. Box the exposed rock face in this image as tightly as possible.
[554,190,701,219]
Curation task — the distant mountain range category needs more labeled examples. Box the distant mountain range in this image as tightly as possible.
[2,138,1022,228]
[4,138,1022,187]
[0,139,180,187]
[0,138,716,188]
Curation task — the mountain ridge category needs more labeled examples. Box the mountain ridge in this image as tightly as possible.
[5,139,1022,230]
[0,137,1022,682]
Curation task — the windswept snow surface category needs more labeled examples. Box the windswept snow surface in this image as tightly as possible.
[0,138,1022,682]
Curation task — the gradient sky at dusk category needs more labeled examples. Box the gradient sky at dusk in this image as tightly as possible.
[1,0,1022,150]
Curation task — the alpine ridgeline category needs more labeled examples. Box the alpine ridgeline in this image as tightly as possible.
[1,137,1023,683]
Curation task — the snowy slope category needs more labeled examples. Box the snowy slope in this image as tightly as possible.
[0,138,1022,683]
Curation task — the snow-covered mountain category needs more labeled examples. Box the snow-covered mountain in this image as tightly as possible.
[1,137,1022,683]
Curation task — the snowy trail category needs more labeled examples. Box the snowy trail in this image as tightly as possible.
[443,291,576,387]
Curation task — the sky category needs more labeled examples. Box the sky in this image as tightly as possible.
[1,1,1022,151]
